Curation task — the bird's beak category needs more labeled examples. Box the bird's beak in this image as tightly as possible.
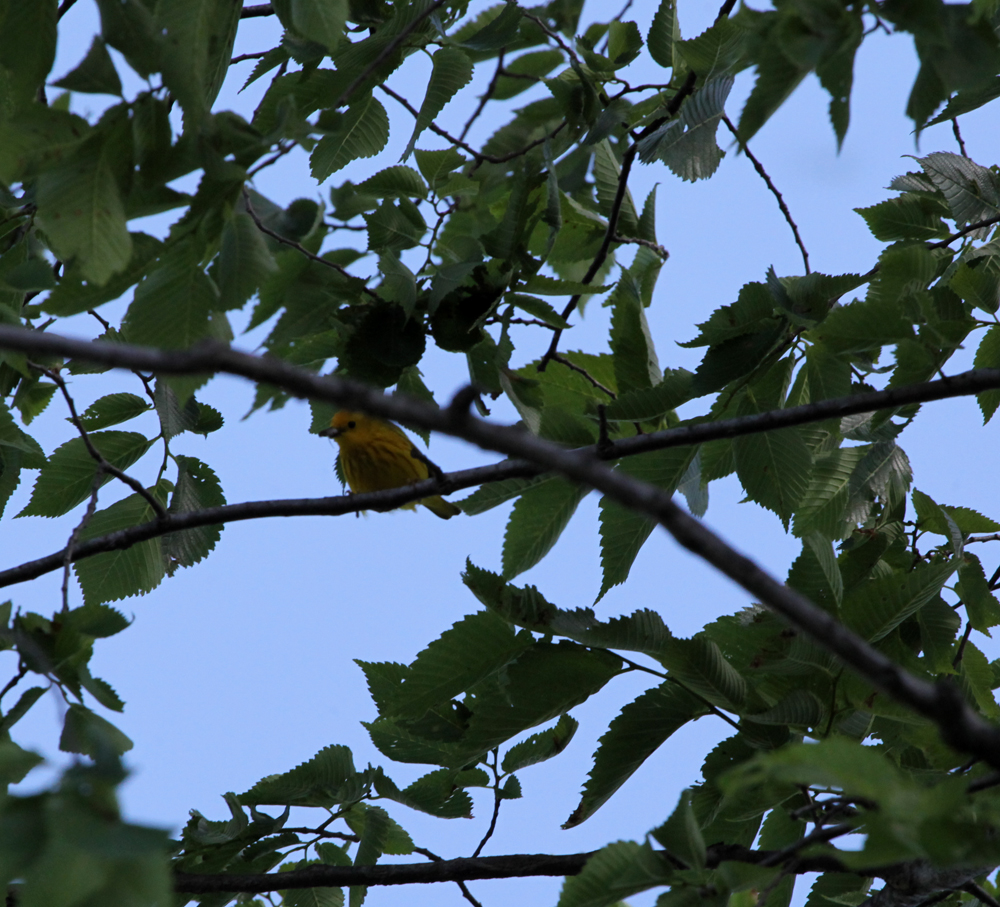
[319,426,341,438]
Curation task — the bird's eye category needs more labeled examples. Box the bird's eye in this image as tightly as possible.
[347,420,356,429]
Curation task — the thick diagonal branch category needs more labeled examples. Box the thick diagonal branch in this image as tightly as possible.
[0,326,998,777]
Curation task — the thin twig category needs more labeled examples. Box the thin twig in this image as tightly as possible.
[0,664,28,708]
[759,823,854,868]
[966,534,1000,544]
[7,333,1000,591]
[414,846,485,907]
[32,364,167,518]
[928,215,1000,249]
[379,84,566,165]
[953,621,975,667]
[231,51,270,65]
[952,119,969,158]
[612,235,669,258]
[964,883,1000,907]
[722,114,810,274]
[460,51,505,143]
[329,0,451,112]
[247,142,295,179]
[549,353,616,398]
[56,0,79,19]
[61,471,104,611]
[539,69,699,370]
[471,752,502,858]
[241,189,384,302]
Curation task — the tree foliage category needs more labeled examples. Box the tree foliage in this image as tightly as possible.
[2,1,1000,907]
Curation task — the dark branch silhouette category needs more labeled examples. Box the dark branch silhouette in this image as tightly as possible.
[1,325,1000,785]
[3,324,1000,601]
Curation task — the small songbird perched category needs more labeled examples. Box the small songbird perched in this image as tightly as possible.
[319,410,461,519]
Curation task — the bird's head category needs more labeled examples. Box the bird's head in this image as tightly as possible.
[319,410,362,440]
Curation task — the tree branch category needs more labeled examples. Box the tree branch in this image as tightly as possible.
[240,3,273,17]
[538,69,699,370]
[3,327,1000,596]
[722,114,810,274]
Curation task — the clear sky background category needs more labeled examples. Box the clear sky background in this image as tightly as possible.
[5,3,1000,907]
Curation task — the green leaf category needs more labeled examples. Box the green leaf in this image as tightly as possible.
[19,431,152,518]
[506,294,571,329]
[0,687,46,734]
[74,486,168,605]
[162,456,225,576]
[648,0,677,68]
[402,46,473,160]
[565,683,704,828]
[123,245,218,348]
[608,21,643,68]
[35,126,132,286]
[959,641,1000,719]
[60,703,133,757]
[855,195,949,242]
[786,533,843,612]
[804,874,872,907]
[652,789,707,870]
[597,447,696,601]
[76,393,151,431]
[240,745,359,807]
[374,767,472,819]
[658,636,747,712]
[609,272,661,393]
[389,610,532,719]
[676,17,746,80]
[459,3,522,52]
[557,840,672,907]
[518,273,612,296]
[502,713,579,773]
[914,151,1000,227]
[604,368,693,422]
[842,561,956,642]
[917,596,962,674]
[291,0,347,50]
[956,553,1000,636]
[637,76,733,182]
[311,93,390,183]
[0,1,57,108]
[52,36,122,95]
[42,232,163,317]
[218,211,278,311]
[363,199,426,254]
[494,49,564,100]
[461,642,622,761]
[356,166,428,200]
[593,140,639,236]
[733,426,811,528]
[458,474,550,515]
[974,324,1000,422]
[502,478,588,579]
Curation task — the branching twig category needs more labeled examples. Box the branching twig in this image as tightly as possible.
[242,189,383,302]
[32,364,167,519]
[471,752,502,859]
[549,353,616,398]
[538,69,699,370]
[928,215,1000,249]
[952,119,969,158]
[7,330,1000,591]
[378,84,566,165]
[460,52,505,143]
[231,50,270,65]
[722,114,810,274]
[329,0,452,112]
[612,235,669,259]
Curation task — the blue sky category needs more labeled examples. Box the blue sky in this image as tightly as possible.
[4,3,1000,906]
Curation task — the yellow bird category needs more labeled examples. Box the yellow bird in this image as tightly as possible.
[319,410,461,519]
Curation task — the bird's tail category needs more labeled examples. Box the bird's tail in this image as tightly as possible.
[421,495,461,519]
